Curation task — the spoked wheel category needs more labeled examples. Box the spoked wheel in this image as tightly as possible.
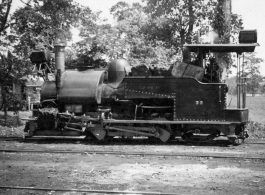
[228,137,244,145]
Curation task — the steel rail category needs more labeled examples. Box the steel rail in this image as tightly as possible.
[0,149,264,160]
[0,136,86,141]
[1,136,265,145]
[0,186,178,195]
[0,136,265,145]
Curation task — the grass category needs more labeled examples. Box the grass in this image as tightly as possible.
[227,95,265,138]
[227,95,265,125]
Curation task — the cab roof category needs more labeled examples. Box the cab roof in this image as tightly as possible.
[184,43,259,53]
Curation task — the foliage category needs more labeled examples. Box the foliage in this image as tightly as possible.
[74,2,176,69]
[0,50,32,124]
[68,40,108,69]
[67,6,109,68]
[230,14,243,43]
[212,0,243,44]
[212,0,244,72]
[12,0,82,43]
[246,121,265,139]
[9,0,99,68]
[260,84,265,95]
[72,23,111,68]
[243,53,264,96]
[111,2,178,68]
[143,0,217,61]
[226,53,264,96]
[2,0,100,66]
[0,0,97,123]
[110,1,144,22]
[212,0,229,43]
[71,0,246,71]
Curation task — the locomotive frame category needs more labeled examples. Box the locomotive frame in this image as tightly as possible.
[23,32,259,145]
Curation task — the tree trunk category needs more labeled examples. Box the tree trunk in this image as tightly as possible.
[182,0,194,63]
[187,0,194,43]
[2,86,8,125]
[181,29,190,63]
[219,0,231,43]
[0,84,2,110]
[0,0,13,34]
[214,0,232,77]
[222,0,231,31]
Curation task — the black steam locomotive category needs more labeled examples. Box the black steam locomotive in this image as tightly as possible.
[24,30,258,144]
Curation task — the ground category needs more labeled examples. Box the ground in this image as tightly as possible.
[0,139,265,195]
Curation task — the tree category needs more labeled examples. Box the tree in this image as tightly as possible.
[63,5,107,68]
[0,51,31,124]
[246,74,263,96]
[0,0,30,123]
[11,0,83,54]
[110,2,177,68]
[144,0,217,62]
[212,0,231,43]
[260,83,265,96]
[9,0,100,69]
[0,0,12,35]
[0,0,97,124]
[243,53,264,96]
[74,2,175,69]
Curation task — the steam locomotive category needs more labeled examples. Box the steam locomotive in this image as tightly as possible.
[24,30,258,144]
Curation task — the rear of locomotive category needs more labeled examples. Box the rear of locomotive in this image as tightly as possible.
[179,30,259,144]
[23,31,259,144]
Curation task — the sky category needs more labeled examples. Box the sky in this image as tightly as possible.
[11,0,265,76]
[232,0,265,75]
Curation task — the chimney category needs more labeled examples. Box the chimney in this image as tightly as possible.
[54,36,66,73]
[54,35,66,94]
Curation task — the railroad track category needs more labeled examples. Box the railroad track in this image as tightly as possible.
[1,148,265,160]
[1,139,264,195]
[0,186,178,195]
[0,136,87,141]
[1,136,265,145]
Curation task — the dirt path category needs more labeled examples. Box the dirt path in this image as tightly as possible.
[0,140,265,195]
[1,138,265,157]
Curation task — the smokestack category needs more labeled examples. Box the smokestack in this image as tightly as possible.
[54,37,66,73]
[54,35,66,94]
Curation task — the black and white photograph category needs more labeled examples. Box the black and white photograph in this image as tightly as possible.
[0,0,265,194]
